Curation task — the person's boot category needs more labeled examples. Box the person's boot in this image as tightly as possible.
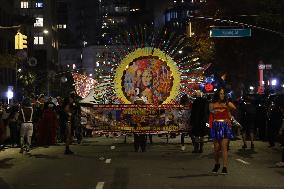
[221,167,228,175]
[25,145,31,153]
[211,163,220,174]
[134,135,139,152]
[199,143,204,153]
[134,144,139,152]
[19,148,24,154]
[64,146,74,155]
[149,135,153,144]
[192,143,199,153]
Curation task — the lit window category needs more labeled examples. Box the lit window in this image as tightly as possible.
[34,16,43,27]
[34,36,44,45]
[21,1,29,8]
[57,24,66,29]
[35,2,43,8]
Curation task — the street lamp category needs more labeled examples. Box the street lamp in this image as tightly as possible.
[43,29,49,34]
[271,79,277,86]
[7,86,14,104]
[249,86,254,90]
[192,57,199,62]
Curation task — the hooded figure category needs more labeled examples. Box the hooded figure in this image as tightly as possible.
[37,102,59,146]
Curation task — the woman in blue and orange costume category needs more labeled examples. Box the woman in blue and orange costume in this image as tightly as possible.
[209,88,236,175]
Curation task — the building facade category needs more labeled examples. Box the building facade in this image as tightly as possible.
[13,0,59,95]
[14,0,58,68]
[165,0,206,35]
[0,0,17,101]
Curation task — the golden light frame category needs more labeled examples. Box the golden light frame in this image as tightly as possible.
[114,47,181,104]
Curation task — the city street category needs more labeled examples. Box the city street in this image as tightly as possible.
[1,1,284,188]
[0,136,283,189]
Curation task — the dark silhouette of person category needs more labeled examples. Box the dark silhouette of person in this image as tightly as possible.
[190,91,209,153]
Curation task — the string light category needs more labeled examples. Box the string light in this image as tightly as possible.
[72,73,97,98]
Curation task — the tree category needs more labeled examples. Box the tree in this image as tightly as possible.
[0,54,18,69]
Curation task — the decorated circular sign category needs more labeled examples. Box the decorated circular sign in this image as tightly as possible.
[114,48,181,104]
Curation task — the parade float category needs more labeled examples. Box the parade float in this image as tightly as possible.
[72,28,211,134]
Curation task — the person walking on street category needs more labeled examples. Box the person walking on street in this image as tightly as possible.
[69,93,82,144]
[239,95,257,149]
[267,100,283,147]
[133,99,147,152]
[275,113,284,167]
[8,105,20,147]
[60,98,74,155]
[209,88,236,175]
[179,94,191,151]
[190,91,209,153]
[37,102,59,146]
[19,98,34,153]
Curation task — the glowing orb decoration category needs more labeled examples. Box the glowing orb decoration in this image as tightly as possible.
[72,73,97,98]
[114,48,181,104]
[204,83,214,92]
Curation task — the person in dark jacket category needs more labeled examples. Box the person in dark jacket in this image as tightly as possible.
[60,98,74,155]
[255,101,267,141]
[267,100,283,147]
[190,91,209,153]
[239,95,257,149]
[8,105,20,147]
[69,93,82,144]
[275,111,284,167]
[133,99,147,152]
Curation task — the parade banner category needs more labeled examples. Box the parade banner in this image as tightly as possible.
[81,105,191,134]
[73,28,211,134]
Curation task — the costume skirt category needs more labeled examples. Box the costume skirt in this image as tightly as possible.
[210,121,234,140]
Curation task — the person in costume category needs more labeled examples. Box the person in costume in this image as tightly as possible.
[178,94,191,151]
[37,102,59,146]
[209,88,236,174]
[19,98,34,153]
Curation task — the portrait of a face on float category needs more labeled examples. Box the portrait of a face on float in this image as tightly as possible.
[122,57,173,104]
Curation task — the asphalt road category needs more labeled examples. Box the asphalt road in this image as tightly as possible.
[0,136,283,189]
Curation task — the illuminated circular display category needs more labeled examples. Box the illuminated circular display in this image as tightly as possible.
[114,48,181,104]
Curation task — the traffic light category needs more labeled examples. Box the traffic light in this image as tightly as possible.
[15,32,28,49]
